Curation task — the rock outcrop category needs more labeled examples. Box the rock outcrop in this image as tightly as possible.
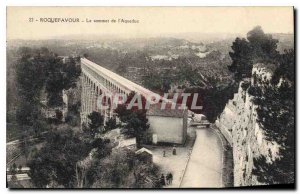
[216,63,280,186]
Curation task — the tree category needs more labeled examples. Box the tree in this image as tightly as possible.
[28,129,92,188]
[16,49,46,104]
[114,104,132,123]
[15,48,81,134]
[122,111,149,147]
[247,27,279,62]
[44,56,65,107]
[132,162,162,188]
[115,104,149,146]
[55,109,63,121]
[28,129,112,188]
[176,62,203,86]
[253,141,294,185]
[62,57,81,89]
[91,149,161,188]
[194,83,238,122]
[91,138,112,161]
[75,137,113,188]
[86,111,104,137]
[83,53,89,58]
[271,49,294,85]
[228,26,279,81]
[43,55,80,107]
[228,37,252,79]
[252,50,294,185]
[105,117,117,131]
[114,92,149,147]
[15,48,47,127]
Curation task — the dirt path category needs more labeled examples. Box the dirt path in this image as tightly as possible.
[180,128,223,188]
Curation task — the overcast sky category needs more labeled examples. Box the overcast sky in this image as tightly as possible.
[7,7,294,40]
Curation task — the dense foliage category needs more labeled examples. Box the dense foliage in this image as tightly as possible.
[28,129,92,188]
[115,92,150,146]
[228,26,279,80]
[202,83,238,122]
[90,149,161,188]
[15,48,47,126]
[182,82,238,122]
[86,111,104,137]
[105,117,117,131]
[15,47,81,128]
[251,49,294,185]
[28,128,112,188]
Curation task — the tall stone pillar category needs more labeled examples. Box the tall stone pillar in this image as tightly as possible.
[82,81,86,113]
[91,90,96,112]
[84,82,89,122]
[80,76,85,126]
[95,89,99,112]
[88,84,92,115]
[81,74,89,126]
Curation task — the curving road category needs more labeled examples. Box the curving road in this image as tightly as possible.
[180,128,224,188]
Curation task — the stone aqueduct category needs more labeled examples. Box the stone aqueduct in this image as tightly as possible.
[80,58,162,124]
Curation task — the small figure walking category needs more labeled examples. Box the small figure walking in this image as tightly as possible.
[166,173,170,185]
[172,146,177,155]
[160,174,166,186]
[163,150,166,157]
[169,173,173,184]
[166,173,173,185]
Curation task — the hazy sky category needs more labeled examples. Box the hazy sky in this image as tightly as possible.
[7,7,294,40]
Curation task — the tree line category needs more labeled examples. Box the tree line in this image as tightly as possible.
[15,47,81,132]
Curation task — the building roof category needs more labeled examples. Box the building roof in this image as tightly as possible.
[117,137,136,148]
[135,147,153,155]
[146,103,187,118]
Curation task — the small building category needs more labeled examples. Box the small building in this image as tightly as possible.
[57,56,71,64]
[192,113,207,122]
[117,137,137,150]
[146,103,188,145]
[135,147,153,163]
[190,113,210,128]
[102,128,137,150]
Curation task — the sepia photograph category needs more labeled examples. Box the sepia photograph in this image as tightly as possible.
[6,6,295,189]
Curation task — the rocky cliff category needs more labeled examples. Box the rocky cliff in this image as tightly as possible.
[215,63,280,186]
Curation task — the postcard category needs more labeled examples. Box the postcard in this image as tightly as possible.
[6,7,294,189]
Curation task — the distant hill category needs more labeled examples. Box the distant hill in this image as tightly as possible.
[205,33,294,56]
[271,33,294,53]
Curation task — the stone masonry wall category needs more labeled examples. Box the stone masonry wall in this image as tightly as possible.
[216,73,280,186]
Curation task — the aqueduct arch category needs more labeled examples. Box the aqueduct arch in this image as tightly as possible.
[80,58,166,125]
